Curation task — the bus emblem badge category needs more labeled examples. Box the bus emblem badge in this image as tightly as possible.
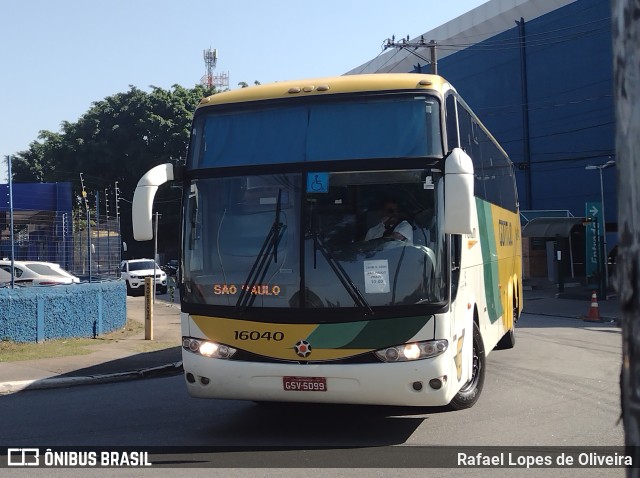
[294,340,312,358]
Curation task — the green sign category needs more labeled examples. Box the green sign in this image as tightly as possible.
[585,201,603,277]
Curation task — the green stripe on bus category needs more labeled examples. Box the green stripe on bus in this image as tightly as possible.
[476,199,503,323]
[342,315,432,349]
[307,315,431,349]
[306,321,368,348]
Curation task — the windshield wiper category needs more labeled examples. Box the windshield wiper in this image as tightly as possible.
[236,189,286,314]
[311,232,373,315]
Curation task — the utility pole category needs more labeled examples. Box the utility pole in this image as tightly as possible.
[153,212,161,304]
[7,155,15,288]
[516,17,533,210]
[383,35,438,74]
[613,0,640,471]
[80,173,92,282]
[429,40,438,75]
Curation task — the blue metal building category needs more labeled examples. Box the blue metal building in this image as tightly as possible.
[0,182,73,265]
[350,0,615,280]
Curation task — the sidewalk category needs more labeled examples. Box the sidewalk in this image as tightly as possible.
[522,277,620,322]
[0,294,183,395]
[0,280,621,395]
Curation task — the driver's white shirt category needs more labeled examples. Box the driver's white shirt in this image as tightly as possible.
[365,220,413,245]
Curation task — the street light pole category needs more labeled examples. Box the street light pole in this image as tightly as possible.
[585,159,615,292]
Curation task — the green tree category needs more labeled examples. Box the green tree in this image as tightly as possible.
[238,81,261,88]
[10,83,216,257]
[10,130,66,182]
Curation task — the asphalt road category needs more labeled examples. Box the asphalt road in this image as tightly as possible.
[0,312,624,477]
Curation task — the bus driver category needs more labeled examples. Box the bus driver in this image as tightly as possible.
[365,197,413,244]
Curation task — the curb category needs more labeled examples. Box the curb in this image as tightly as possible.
[521,311,618,323]
[580,316,619,325]
[0,361,183,396]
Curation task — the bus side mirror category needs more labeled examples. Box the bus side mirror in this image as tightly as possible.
[132,163,175,241]
[444,148,474,235]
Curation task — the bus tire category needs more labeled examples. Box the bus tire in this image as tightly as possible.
[495,305,517,350]
[448,321,485,410]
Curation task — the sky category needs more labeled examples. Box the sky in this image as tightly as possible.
[0,0,489,182]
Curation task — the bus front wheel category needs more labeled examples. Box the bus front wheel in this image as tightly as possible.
[448,321,485,410]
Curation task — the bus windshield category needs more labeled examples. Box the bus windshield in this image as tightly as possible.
[182,168,446,318]
[188,95,443,168]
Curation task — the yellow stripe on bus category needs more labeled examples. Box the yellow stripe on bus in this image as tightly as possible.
[190,315,374,361]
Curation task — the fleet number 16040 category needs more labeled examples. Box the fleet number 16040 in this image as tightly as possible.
[234,330,284,341]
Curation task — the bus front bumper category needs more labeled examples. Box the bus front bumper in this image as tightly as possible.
[181,349,457,407]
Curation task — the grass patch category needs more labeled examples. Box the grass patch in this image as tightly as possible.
[0,320,145,363]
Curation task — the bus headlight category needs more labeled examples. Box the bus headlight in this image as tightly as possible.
[182,337,236,359]
[374,340,448,362]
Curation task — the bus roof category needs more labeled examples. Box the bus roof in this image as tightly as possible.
[196,73,449,109]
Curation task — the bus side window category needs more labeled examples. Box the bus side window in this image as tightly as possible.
[458,103,485,201]
[445,94,459,152]
[457,102,473,155]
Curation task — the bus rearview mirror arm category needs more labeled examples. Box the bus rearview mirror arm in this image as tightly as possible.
[132,163,180,241]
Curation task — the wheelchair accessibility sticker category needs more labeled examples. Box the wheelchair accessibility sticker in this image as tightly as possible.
[307,173,329,193]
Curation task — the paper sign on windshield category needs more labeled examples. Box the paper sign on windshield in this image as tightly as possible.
[364,260,390,294]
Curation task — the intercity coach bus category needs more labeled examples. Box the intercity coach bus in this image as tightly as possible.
[132,73,522,409]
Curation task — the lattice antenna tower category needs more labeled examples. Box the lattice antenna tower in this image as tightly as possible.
[201,48,229,89]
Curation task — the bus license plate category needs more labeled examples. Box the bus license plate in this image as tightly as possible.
[283,376,327,392]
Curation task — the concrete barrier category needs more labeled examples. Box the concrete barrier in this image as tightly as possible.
[0,281,126,343]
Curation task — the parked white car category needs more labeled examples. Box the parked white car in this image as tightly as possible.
[0,260,80,286]
[120,259,167,295]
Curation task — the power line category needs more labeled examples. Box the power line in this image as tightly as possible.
[437,18,610,49]
[371,46,405,73]
[499,120,614,145]
[379,16,610,72]
[437,26,609,52]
